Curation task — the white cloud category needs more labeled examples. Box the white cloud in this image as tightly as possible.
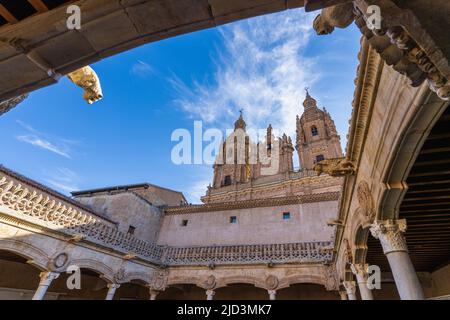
[45,168,80,193]
[15,120,78,159]
[16,135,71,158]
[169,9,319,203]
[185,175,212,204]
[169,9,318,137]
[130,60,154,78]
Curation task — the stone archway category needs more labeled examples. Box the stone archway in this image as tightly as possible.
[0,248,46,299]
[115,279,150,300]
[215,283,269,300]
[277,283,339,300]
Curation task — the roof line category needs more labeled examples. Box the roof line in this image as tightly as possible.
[71,182,186,200]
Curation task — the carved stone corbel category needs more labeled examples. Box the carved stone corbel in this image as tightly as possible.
[67,66,103,104]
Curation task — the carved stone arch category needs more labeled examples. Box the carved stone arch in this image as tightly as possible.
[69,258,115,283]
[215,275,266,290]
[0,238,50,270]
[167,277,204,289]
[353,225,370,264]
[122,272,152,285]
[277,274,329,290]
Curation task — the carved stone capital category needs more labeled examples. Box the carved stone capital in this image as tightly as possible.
[39,271,60,286]
[370,219,408,254]
[350,263,369,282]
[107,283,121,290]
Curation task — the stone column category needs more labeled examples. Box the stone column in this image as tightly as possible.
[370,219,425,300]
[149,289,160,300]
[339,290,348,300]
[351,263,374,300]
[32,272,60,300]
[206,289,215,300]
[268,290,276,300]
[105,283,120,300]
[342,281,357,300]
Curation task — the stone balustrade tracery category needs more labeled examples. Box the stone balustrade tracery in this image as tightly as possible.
[0,174,334,267]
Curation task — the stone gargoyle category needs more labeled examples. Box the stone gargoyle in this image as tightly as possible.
[313,158,356,177]
[313,2,355,35]
[67,66,103,104]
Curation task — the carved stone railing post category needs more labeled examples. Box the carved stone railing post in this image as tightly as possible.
[32,271,59,300]
[350,263,373,300]
[370,219,424,300]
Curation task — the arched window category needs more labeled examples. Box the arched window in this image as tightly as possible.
[311,126,318,136]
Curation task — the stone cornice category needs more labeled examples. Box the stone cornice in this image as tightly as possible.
[335,38,384,262]
[165,192,341,215]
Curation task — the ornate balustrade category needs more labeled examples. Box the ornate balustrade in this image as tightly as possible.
[0,176,164,264]
[161,241,334,266]
[0,174,333,266]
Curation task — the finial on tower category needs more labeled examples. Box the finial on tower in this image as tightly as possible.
[234,109,246,131]
[303,87,317,109]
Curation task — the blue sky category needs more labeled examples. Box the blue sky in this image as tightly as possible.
[0,8,361,203]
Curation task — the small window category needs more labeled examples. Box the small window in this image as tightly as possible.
[311,126,318,136]
[283,212,291,220]
[316,155,325,163]
[128,226,136,235]
[181,219,188,227]
[223,175,232,186]
[229,216,237,224]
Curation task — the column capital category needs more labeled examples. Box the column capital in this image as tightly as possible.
[350,263,369,281]
[370,219,408,254]
[39,271,60,286]
[107,283,121,290]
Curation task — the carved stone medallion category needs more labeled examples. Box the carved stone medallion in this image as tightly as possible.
[265,275,279,290]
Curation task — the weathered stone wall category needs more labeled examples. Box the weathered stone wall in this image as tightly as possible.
[157,201,338,246]
[76,192,163,244]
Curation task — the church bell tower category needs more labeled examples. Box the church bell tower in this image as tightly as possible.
[295,89,343,170]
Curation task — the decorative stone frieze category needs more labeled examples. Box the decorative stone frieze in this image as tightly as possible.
[370,219,408,254]
[356,180,375,224]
